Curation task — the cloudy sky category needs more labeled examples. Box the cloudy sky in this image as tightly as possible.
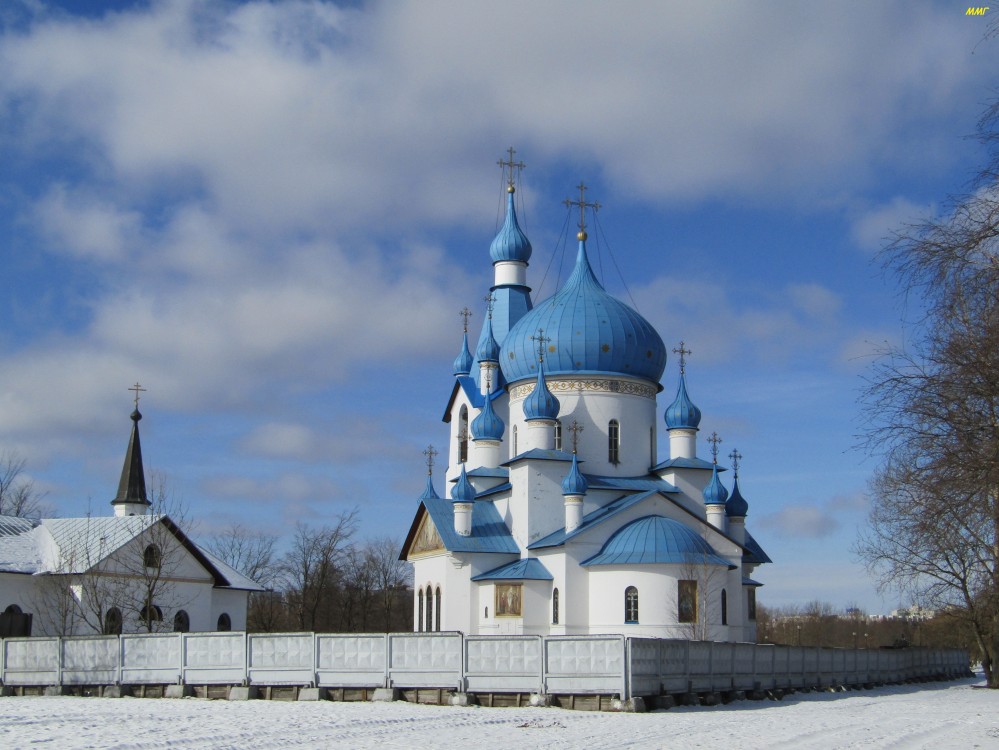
[1,0,996,613]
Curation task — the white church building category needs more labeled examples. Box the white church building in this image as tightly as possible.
[402,157,771,642]
[0,400,262,637]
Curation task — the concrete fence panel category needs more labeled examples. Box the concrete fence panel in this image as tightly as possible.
[121,634,181,684]
[465,635,542,693]
[544,635,625,695]
[317,634,386,688]
[2,637,60,685]
[388,632,462,689]
[183,632,246,685]
[248,633,315,686]
[61,636,118,685]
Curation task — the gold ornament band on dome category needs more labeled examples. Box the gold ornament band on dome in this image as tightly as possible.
[510,377,656,400]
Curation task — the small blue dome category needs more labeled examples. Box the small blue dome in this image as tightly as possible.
[451,465,476,504]
[703,464,729,506]
[726,476,749,517]
[561,454,588,496]
[500,240,667,384]
[472,393,505,441]
[664,373,701,430]
[489,190,533,264]
[582,515,732,567]
[453,332,473,376]
[476,317,500,363]
[523,366,560,422]
[420,473,440,501]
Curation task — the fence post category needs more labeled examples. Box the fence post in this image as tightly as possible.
[179,632,185,685]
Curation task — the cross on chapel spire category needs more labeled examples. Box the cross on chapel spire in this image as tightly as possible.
[568,420,584,454]
[563,182,600,241]
[497,147,525,192]
[459,307,473,333]
[530,328,552,364]
[483,293,496,320]
[672,341,692,375]
[729,448,742,478]
[423,444,438,476]
[708,431,722,464]
[129,382,146,410]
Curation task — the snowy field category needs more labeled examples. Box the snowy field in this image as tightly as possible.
[1,677,996,750]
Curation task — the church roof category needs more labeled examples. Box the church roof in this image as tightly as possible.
[664,372,701,430]
[502,448,576,466]
[471,558,552,581]
[702,464,730,506]
[475,317,500,363]
[499,240,667,385]
[528,490,659,550]
[743,530,772,565]
[459,467,509,480]
[489,189,533,264]
[111,408,150,510]
[452,332,474,376]
[402,495,519,557]
[561,454,588,496]
[651,456,717,472]
[726,476,749,517]
[522,365,560,421]
[581,515,734,568]
[584,474,678,493]
[743,576,764,587]
[471,389,505,441]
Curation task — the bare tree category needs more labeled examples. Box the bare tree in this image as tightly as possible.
[205,523,277,587]
[858,100,999,686]
[0,450,50,518]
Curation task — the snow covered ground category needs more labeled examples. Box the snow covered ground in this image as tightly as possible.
[1,677,995,750]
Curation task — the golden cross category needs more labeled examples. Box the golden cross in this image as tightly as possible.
[530,328,552,364]
[708,431,722,464]
[459,307,473,333]
[729,449,742,477]
[568,420,584,454]
[563,182,600,239]
[423,444,438,476]
[497,147,526,191]
[128,382,146,409]
[672,341,692,375]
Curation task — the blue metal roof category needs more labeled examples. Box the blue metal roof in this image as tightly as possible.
[453,332,474,376]
[743,530,772,564]
[584,474,678,493]
[419,495,520,554]
[523,366,560,421]
[499,240,667,385]
[561,454,588,496]
[472,389,505,441]
[451,465,476,504]
[420,473,441,500]
[581,515,734,568]
[502,448,575,466]
[664,372,702,429]
[471,557,553,581]
[726,476,749,517]
[702,464,729,506]
[475,316,500,363]
[462,467,509,479]
[475,481,512,499]
[651,456,717,472]
[489,190,533,264]
[528,490,659,549]
[743,576,764,587]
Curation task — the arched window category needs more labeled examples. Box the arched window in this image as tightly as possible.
[4,604,22,615]
[143,544,161,569]
[459,406,469,463]
[173,610,190,633]
[425,585,433,632]
[512,425,518,455]
[554,420,562,451]
[747,588,757,621]
[417,589,424,632]
[608,420,620,465]
[552,588,560,625]
[103,607,122,635]
[624,586,639,623]
[217,613,232,631]
[141,603,163,629]
[721,590,728,626]
[434,587,441,632]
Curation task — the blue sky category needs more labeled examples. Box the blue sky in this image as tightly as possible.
[1,0,997,614]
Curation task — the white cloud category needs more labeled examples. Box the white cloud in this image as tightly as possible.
[760,504,838,538]
[850,197,935,252]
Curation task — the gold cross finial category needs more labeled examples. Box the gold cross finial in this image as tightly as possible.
[423,444,438,476]
[708,431,722,464]
[483,293,496,320]
[459,307,473,333]
[673,341,692,375]
[497,147,526,192]
[568,420,584,454]
[563,181,600,241]
[530,328,552,365]
[729,448,742,478]
[128,382,146,409]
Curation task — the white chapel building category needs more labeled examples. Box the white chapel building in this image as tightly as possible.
[401,159,771,642]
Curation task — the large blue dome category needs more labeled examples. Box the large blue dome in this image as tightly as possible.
[500,240,667,384]
[581,515,731,567]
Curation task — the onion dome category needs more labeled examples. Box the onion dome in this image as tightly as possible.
[581,515,732,567]
[453,332,474,376]
[561,453,588,496]
[664,373,701,430]
[451,464,476,504]
[476,317,500,363]
[726,476,749,517]
[472,393,505,441]
[523,364,560,422]
[489,188,533,264]
[420,472,440,501]
[703,464,729,506]
[500,240,667,384]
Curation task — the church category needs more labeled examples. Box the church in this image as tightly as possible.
[0,396,262,637]
[401,154,771,642]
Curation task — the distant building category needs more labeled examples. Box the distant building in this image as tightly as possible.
[401,157,771,641]
[0,404,263,637]
[889,605,936,621]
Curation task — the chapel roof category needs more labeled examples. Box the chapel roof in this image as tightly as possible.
[581,514,734,568]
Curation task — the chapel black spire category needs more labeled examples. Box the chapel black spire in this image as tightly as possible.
[111,385,151,512]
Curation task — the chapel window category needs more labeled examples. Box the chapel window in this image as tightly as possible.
[4,604,22,615]
[552,588,560,625]
[173,610,190,633]
[678,580,698,624]
[435,587,442,632]
[425,585,434,632]
[418,589,424,632]
[624,586,639,624]
[721,590,728,626]
[143,544,162,569]
[608,420,620,465]
[103,607,123,635]
[747,588,757,621]
[459,406,469,463]
[554,420,562,451]
[217,613,232,631]
[141,603,163,629]
[513,425,518,456]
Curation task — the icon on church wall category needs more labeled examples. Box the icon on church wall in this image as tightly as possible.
[495,583,522,617]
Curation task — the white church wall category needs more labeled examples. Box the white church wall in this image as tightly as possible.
[506,461,568,549]
[209,587,248,631]
[657,469,712,518]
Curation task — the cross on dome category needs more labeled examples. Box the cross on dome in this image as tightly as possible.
[568,420,584,454]
[483,293,496,319]
[563,182,600,241]
[423,444,438,476]
[459,307,473,333]
[708,431,723,464]
[729,448,742,477]
[129,382,146,409]
[497,147,525,192]
[672,341,692,375]
[530,328,552,364]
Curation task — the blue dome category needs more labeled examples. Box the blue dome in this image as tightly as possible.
[472,393,505,441]
[500,241,667,384]
[664,373,701,429]
[703,464,729,506]
[451,465,476,504]
[476,317,500,363]
[420,473,440,501]
[726,476,749,517]
[561,453,588,496]
[523,366,560,422]
[453,332,473,376]
[581,515,732,567]
[489,189,533,264]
